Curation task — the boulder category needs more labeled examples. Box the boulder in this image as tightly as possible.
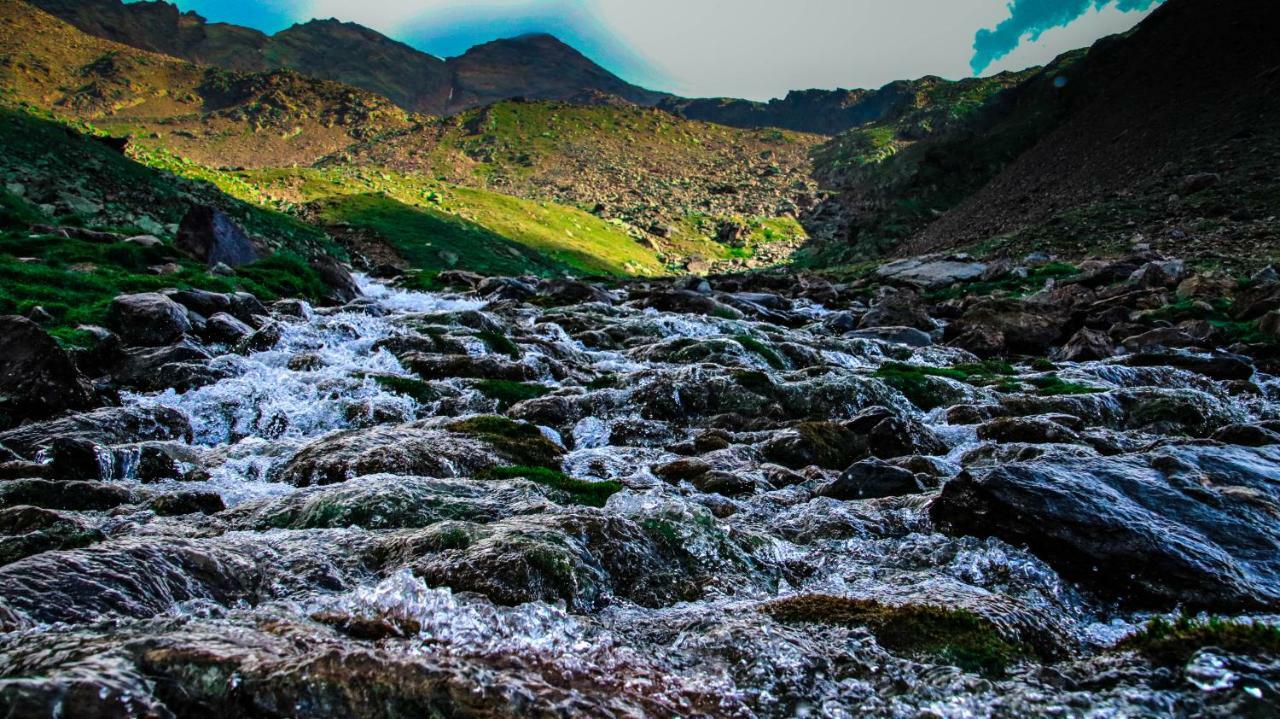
[0,406,191,458]
[846,327,933,348]
[865,415,948,459]
[175,205,258,267]
[946,300,1067,357]
[817,459,926,500]
[874,256,988,288]
[0,316,96,426]
[106,293,191,346]
[1056,328,1117,362]
[931,444,1280,610]
[858,289,935,331]
[277,418,562,487]
[309,255,363,304]
[203,313,254,345]
[761,422,867,470]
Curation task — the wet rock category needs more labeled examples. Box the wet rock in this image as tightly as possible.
[402,353,537,382]
[1129,260,1185,288]
[652,457,714,483]
[817,459,926,500]
[0,480,132,511]
[846,326,933,347]
[147,490,226,516]
[761,422,868,470]
[977,416,1082,445]
[235,475,552,530]
[278,418,562,487]
[106,293,192,346]
[0,315,96,427]
[1122,353,1254,381]
[203,312,254,344]
[391,509,750,611]
[175,205,258,267]
[931,444,1280,610]
[865,415,947,459]
[0,506,103,566]
[236,320,284,354]
[690,470,755,497]
[109,340,214,391]
[476,277,537,302]
[0,406,191,457]
[0,532,378,629]
[1212,424,1280,447]
[45,437,108,481]
[633,290,743,320]
[1121,327,1205,353]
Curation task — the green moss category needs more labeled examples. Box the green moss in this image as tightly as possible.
[475,380,552,408]
[874,362,969,410]
[1028,374,1104,396]
[733,335,786,370]
[1119,616,1280,666]
[364,374,440,404]
[447,416,562,469]
[763,595,1031,677]
[476,331,521,359]
[479,465,621,508]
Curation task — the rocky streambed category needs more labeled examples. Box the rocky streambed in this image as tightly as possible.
[1,256,1280,717]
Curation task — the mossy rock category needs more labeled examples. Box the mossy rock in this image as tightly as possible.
[1117,616,1280,666]
[446,416,562,469]
[478,466,621,508]
[762,594,1033,677]
[474,380,552,409]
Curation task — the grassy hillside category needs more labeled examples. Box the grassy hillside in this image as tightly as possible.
[802,66,1063,263]
[0,0,412,169]
[0,107,341,342]
[329,100,818,266]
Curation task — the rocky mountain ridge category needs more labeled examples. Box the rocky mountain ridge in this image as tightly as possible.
[26,0,670,116]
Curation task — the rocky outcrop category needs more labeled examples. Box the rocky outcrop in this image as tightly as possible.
[0,315,96,427]
[175,206,259,268]
[931,444,1280,610]
[106,293,192,346]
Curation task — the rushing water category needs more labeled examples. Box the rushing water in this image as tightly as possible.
[4,275,1280,717]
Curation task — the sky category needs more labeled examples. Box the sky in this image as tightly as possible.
[142,0,1164,101]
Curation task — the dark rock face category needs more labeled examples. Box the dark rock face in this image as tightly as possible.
[310,255,363,304]
[106,293,192,347]
[175,205,259,268]
[946,300,1067,357]
[818,458,926,500]
[930,444,1280,610]
[0,315,96,427]
[0,406,191,458]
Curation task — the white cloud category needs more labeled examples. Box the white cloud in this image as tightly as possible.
[274,0,1156,100]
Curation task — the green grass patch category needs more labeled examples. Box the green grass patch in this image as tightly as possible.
[363,374,440,405]
[1119,616,1280,666]
[478,465,621,508]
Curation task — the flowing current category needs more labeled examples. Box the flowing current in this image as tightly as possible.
[5,275,1280,717]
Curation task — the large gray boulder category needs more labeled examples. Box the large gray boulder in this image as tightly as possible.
[930,443,1280,610]
[176,205,258,268]
[106,293,191,347]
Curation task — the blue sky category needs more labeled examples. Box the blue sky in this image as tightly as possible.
[141,0,1163,100]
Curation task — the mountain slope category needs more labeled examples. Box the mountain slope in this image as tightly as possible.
[904,0,1280,259]
[26,0,668,116]
[330,100,823,263]
[0,0,412,168]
